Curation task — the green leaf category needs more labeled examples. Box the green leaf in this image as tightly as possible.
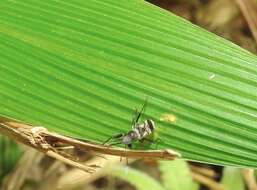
[159,160,199,190]
[221,167,245,190]
[0,135,22,185]
[0,0,257,168]
[104,165,165,190]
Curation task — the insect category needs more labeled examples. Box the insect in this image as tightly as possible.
[103,100,158,149]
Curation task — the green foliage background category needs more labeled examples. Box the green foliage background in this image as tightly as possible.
[0,0,257,167]
[0,135,22,185]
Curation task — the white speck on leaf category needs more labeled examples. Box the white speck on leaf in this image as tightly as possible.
[209,74,216,80]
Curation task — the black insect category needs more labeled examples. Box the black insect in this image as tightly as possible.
[103,100,157,149]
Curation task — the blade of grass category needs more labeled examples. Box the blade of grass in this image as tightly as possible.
[221,167,245,190]
[159,160,199,190]
[103,165,165,190]
[0,0,257,167]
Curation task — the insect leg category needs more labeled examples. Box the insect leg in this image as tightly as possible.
[125,144,128,165]
[120,144,128,163]
[107,142,123,146]
[103,133,125,145]
[141,137,163,149]
[153,138,163,149]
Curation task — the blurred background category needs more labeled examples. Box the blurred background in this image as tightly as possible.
[1,0,257,190]
[149,0,257,54]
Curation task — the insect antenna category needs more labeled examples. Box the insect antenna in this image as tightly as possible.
[131,108,139,128]
[135,98,148,123]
